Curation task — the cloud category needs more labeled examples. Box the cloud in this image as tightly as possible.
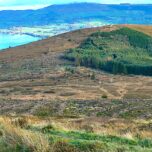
[0,0,51,6]
[0,5,50,10]
[0,0,151,9]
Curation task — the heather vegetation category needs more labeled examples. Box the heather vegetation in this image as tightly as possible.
[0,25,152,151]
[65,27,152,76]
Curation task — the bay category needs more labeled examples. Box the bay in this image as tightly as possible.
[0,33,40,50]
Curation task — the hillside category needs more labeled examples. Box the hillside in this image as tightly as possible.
[0,25,152,152]
[65,27,152,76]
[0,3,152,28]
[125,24,152,36]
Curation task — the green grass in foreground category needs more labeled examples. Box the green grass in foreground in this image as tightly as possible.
[28,126,152,152]
[65,27,152,76]
[1,118,152,152]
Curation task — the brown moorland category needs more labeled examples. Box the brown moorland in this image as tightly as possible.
[0,25,152,114]
[0,24,152,152]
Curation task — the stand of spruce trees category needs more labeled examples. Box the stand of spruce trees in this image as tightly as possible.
[65,27,152,76]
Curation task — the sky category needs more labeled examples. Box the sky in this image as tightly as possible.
[0,0,152,10]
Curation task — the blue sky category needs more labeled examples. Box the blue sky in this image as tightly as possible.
[0,0,152,10]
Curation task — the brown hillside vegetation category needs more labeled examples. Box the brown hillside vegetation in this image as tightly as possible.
[124,24,152,36]
[0,25,152,152]
[0,25,117,62]
[0,25,152,114]
[0,25,152,108]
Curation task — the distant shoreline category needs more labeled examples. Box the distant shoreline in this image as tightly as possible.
[0,31,47,39]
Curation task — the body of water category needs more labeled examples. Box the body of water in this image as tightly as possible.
[0,33,40,50]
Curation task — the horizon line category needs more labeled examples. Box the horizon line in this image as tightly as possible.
[0,2,152,11]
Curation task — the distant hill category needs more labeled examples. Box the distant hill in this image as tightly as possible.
[0,3,152,28]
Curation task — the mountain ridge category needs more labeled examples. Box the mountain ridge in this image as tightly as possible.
[1,24,152,63]
[0,3,152,28]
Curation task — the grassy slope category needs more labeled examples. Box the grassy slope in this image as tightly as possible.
[0,26,116,63]
[0,116,152,152]
[0,25,152,152]
[125,24,152,37]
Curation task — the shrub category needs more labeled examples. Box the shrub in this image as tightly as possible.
[102,94,108,99]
